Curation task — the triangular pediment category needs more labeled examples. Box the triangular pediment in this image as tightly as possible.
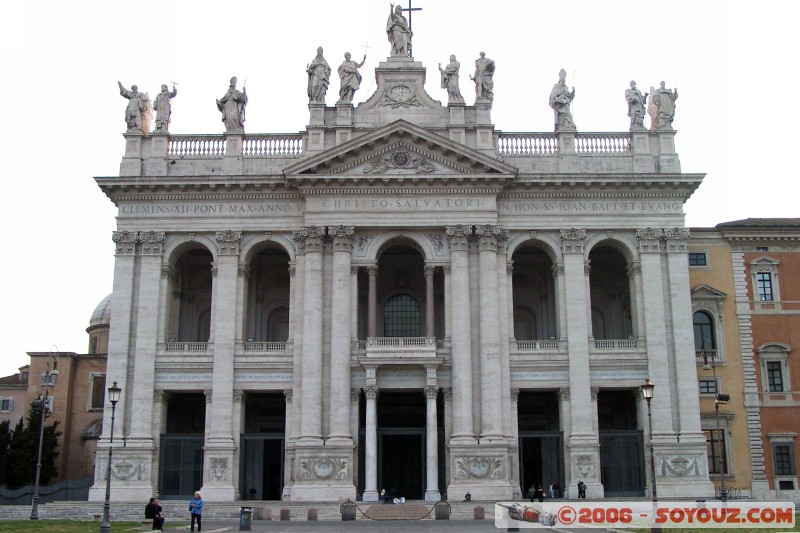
[283,120,517,185]
[691,284,727,301]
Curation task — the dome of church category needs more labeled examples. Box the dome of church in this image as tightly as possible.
[89,294,112,327]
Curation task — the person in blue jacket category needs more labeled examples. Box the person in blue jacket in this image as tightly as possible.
[189,490,204,532]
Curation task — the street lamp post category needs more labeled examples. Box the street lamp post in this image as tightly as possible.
[30,348,59,520]
[641,379,661,533]
[702,350,729,502]
[99,381,122,533]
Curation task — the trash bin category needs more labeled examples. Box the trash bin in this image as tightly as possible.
[340,499,356,521]
[435,501,451,520]
[239,506,253,531]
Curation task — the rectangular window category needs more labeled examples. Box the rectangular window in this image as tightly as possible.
[773,444,796,476]
[705,429,728,474]
[756,246,768,252]
[699,379,718,395]
[757,272,774,301]
[0,398,13,411]
[767,362,784,392]
[688,252,708,266]
[90,375,106,410]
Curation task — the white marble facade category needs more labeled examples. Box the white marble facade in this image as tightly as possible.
[89,52,714,503]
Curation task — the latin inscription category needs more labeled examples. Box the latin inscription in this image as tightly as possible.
[317,198,484,210]
[120,202,303,216]
[499,200,682,213]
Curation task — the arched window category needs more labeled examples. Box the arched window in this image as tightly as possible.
[384,294,420,337]
[693,311,715,350]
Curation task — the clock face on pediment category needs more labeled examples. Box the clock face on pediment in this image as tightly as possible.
[283,119,518,185]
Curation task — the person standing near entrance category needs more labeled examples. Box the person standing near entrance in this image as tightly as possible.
[577,480,586,498]
[189,491,203,532]
[534,485,545,502]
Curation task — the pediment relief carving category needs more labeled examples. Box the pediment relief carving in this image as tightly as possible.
[283,120,517,183]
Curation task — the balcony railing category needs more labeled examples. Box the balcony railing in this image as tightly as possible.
[364,337,438,359]
[164,341,209,352]
[593,339,637,350]
[497,132,631,156]
[695,348,717,359]
[512,339,560,351]
[243,341,287,352]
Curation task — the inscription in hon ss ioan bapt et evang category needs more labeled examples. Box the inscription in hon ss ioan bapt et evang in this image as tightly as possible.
[498,200,683,214]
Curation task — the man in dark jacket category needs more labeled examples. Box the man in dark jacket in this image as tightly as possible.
[145,497,165,530]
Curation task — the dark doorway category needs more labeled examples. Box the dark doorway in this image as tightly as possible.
[240,393,286,500]
[376,390,427,500]
[598,389,645,496]
[241,437,283,500]
[517,391,563,496]
[380,430,425,499]
[160,393,206,498]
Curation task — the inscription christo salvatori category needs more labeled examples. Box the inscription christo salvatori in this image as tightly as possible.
[318,197,484,210]
[120,203,304,216]
[499,200,682,213]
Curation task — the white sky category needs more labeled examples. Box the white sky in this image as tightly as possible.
[0,1,797,377]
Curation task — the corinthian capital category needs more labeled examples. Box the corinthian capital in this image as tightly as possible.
[560,228,587,254]
[636,227,665,253]
[216,230,242,256]
[139,231,165,256]
[112,231,138,255]
[328,225,355,252]
[664,227,690,252]
[294,226,326,254]
[445,224,473,252]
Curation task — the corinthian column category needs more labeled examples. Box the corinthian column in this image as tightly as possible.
[296,226,326,444]
[475,225,505,441]
[424,264,436,337]
[328,225,354,444]
[424,386,441,501]
[446,225,475,443]
[367,265,378,337]
[363,386,379,501]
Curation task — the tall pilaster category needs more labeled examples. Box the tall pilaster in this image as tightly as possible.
[328,225,354,444]
[424,385,441,501]
[128,232,165,443]
[560,228,602,497]
[446,225,475,443]
[202,230,241,500]
[297,226,326,444]
[90,231,142,502]
[663,228,716,497]
[475,225,504,441]
[636,228,676,435]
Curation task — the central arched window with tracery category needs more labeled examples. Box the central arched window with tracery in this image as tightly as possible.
[384,294,420,337]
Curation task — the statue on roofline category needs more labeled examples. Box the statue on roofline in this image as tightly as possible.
[648,81,678,131]
[216,76,247,133]
[118,82,152,135]
[549,69,576,132]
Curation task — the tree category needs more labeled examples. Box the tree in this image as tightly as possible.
[3,401,62,489]
[0,419,11,485]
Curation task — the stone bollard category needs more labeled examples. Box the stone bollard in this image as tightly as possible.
[307,508,318,521]
[259,508,272,520]
[474,505,485,520]
[434,501,451,520]
[340,499,357,521]
[280,508,291,521]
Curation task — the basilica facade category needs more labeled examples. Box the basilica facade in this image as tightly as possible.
[89,44,715,502]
